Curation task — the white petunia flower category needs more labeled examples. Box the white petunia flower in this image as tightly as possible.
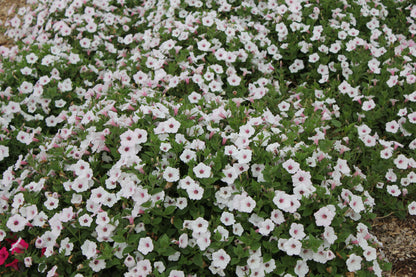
[346,254,362,272]
[193,162,211,178]
[137,237,154,255]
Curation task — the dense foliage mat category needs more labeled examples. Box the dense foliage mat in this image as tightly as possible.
[0,0,416,276]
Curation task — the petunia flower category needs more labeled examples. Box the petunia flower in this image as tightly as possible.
[314,205,336,227]
[163,166,180,182]
[6,214,28,232]
[137,237,154,255]
[193,162,211,178]
[211,249,231,270]
[0,247,9,265]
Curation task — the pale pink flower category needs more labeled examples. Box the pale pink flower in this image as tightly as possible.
[196,232,211,251]
[220,212,235,226]
[239,195,256,213]
[363,246,377,261]
[386,120,399,133]
[283,158,300,174]
[380,148,393,159]
[362,99,376,111]
[212,249,231,270]
[81,239,97,259]
[169,270,185,277]
[386,185,401,197]
[192,217,209,233]
[349,195,365,213]
[263,258,276,273]
[314,205,336,227]
[385,168,397,182]
[256,218,274,236]
[227,74,241,86]
[408,112,416,123]
[188,91,201,103]
[197,39,211,51]
[163,167,180,182]
[394,154,409,169]
[362,134,377,147]
[221,165,238,185]
[284,238,302,256]
[270,209,285,225]
[323,226,337,245]
[292,170,312,187]
[273,190,291,211]
[178,233,188,248]
[179,149,196,163]
[289,223,306,240]
[294,259,309,277]
[235,149,252,164]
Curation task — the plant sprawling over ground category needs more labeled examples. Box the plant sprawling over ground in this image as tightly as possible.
[0,0,415,276]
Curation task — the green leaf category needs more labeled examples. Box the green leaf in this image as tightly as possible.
[164,205,176,215]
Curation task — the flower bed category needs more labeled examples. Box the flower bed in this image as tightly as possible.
[0,0,415,276]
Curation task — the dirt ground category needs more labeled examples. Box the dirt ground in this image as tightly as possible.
[1,1,416,277]
[0,0,29,47]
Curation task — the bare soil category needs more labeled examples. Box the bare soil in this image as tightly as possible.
[0,0,29,47]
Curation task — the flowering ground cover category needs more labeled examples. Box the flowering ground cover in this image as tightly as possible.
[0,0,416,276]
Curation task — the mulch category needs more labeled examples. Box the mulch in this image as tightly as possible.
[371,216,416,277]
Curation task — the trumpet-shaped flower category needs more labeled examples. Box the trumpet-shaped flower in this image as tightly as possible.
[138,237,154,255]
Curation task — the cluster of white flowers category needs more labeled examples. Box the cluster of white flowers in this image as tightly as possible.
[0,0,415,276]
